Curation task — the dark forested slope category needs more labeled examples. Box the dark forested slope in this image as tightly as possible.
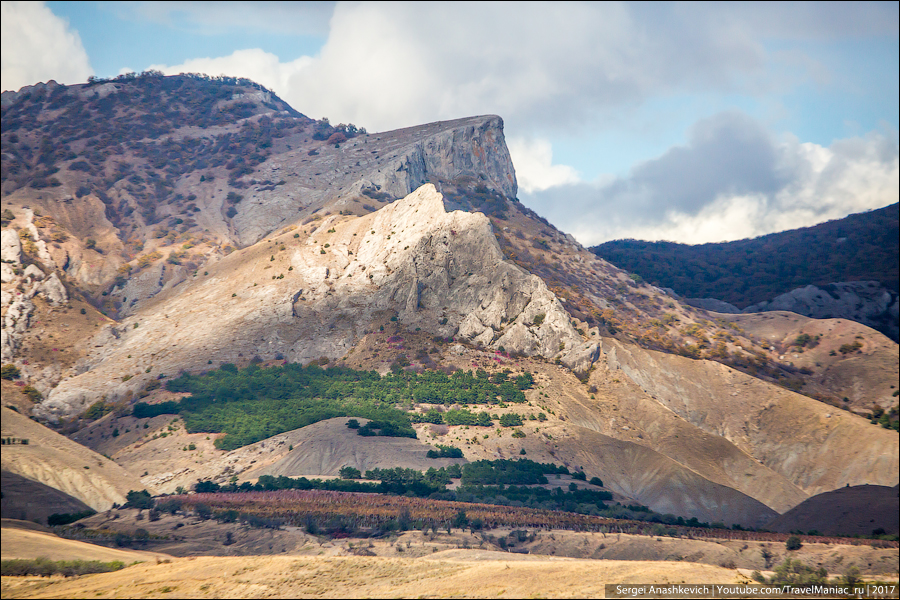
[591,203,899,309]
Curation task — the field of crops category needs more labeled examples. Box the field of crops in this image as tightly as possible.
[173,490,899,547]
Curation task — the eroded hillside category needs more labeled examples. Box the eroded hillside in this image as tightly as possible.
[2,73,898,532]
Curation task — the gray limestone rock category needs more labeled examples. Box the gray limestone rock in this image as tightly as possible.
[1,229,22,264]
[0,263,15,283]
[37,184,598,419]
[23,264,45,281]
[38,272,67,306]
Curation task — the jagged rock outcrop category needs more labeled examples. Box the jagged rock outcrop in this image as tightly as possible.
[36,184,596,419]
[1,228,22,263]
[1,228,68,361]
[231,115,517,246]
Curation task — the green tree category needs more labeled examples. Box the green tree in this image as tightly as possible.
[785,535,802,551]
[842,566,861,589]
[339,465,361,479]
[124,489,153,509]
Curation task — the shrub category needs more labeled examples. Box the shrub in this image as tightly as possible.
[1,364,21,380]
[21,385,42,402]
[47,509,96,526]
[1,558,128,577]
[426,444,463,459]
[786,535,802,551]
[839,341,862,354]
[767,558,827,585]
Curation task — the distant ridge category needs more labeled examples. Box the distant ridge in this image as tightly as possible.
[591,203,899,308]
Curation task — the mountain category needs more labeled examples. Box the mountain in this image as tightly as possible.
[1,73,897,530]
[590,204,900,340]
[764,484,899,537]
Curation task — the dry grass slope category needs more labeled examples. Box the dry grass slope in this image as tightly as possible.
[0,407,150,510]
[1,554,745,599]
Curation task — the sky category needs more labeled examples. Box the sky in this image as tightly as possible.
[2,1,898,246]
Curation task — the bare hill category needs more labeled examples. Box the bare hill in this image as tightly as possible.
[0,523,170,563]
[0,407,150,510]
[248,418,465,478]
[0,471,91,523]
[765,484,900,536]
[598,339,899,497]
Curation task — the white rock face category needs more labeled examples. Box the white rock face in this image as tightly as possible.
[230,115,517,246]
[38,184,598,419]
[1,226,67,362]
[23,264,44,281]
[2,298,34,361]
[23,209,56,270]
[38,272,67,306]
[1,229,22,264]
[0,263,15,283]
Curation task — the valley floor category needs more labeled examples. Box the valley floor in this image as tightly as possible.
[2,552,745,599]
[2,518,897,598]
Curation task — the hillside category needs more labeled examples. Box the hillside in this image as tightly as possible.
[2,73,897,536]
[0,406,150,511]
[591,204,900,340]
[591,203,899,305]
[764,484,899,537]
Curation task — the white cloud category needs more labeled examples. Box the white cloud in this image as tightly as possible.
[523,114,899,246]
[142,2,784,187]
[1,1,92,92]
[507,138,581,194]
[147,2,764,134]
[139,3,897,247]
[149,49,313,100]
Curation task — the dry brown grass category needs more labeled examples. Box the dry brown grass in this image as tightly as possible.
[0,527,170,563]
[1,553,746,599]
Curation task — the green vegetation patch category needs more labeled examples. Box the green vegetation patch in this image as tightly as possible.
[135,363,535,450]
[1,557,132,577]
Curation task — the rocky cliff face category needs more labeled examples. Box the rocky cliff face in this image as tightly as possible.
[1,226,68,362]
[35,184,596,419]
[230,115,516,246]
[3,75,897,529]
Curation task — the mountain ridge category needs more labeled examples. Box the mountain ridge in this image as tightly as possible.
[591,204,899,340]
[2,73,897,530]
